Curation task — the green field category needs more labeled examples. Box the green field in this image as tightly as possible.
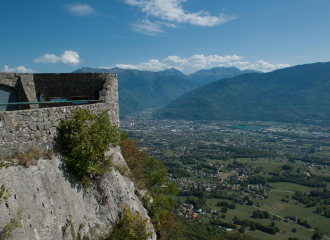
[268,182,315,192]
[207,157,285,173]
[171,195,316,240]
[169,185,330,240]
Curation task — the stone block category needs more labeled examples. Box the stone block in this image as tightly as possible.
[18,135,30,142]
[29,124,37,131]
[0,129,7,137]
[44,122,52,130]
[9,126,16,133]
[2,142,11,148]
[4,116,13,126]
[17,130,25,137]
[15,115,23,121]
[50,127,57,134]
[37,123,44,131]
[34,131,42,137]
[23,127,31,134]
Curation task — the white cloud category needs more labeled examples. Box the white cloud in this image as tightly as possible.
[64,3,98,16]
[132,19,164,36]
[239,60,290,72]
[34,50,81,66]
[137,59,167,71]
[231,61,250,67]
[115,64,140,69]
[125,0,235,26]
[164,54,243,70]
[103,59,168,71]
[156,21,177,28]
[2,65,36,73]
[101,54,290,74]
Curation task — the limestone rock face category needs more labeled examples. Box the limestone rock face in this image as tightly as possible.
[0,149,156,239]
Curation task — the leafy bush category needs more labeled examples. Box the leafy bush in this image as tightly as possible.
[145,194,176,239]
[120,136,178,239]
[252,210,270,219]
[106,205,152,240]
[58,109,120,183]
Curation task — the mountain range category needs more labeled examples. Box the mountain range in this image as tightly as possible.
[154,62,330,124]
[74,66,258,117]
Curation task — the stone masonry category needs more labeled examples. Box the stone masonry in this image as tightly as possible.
[0,73,119,157]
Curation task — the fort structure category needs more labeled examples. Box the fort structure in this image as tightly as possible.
[0,73,119,157]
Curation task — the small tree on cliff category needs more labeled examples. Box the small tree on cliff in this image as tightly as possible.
[58,109,120,185]
[106,205,152,240]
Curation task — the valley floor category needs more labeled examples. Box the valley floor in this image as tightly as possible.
[121,110,330,240]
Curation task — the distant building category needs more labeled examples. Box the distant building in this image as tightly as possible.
[291,216,297,221]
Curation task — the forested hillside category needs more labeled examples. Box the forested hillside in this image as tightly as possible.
[74,67,258,117]
[154,62,330,124]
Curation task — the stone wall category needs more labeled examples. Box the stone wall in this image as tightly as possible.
[0,73,19,89]
[0,103,109,157]
[0,73,119,157]
[0,73,34,108]
[0,73,116,108]
[33,73,107,102]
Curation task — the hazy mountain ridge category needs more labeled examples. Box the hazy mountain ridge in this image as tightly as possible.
[74,67,199,117]
[73,66,260,117]
[188,67,261,85]
[154,62,330,124]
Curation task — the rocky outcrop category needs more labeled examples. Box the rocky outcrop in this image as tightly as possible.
[0,148,156,240]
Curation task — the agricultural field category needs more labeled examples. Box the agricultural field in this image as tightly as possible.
[122,113,330,239]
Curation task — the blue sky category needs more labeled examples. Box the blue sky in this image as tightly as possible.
[1,0,329,74]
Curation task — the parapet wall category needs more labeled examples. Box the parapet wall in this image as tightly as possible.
[0,104,111,157]
[0,73,119,157]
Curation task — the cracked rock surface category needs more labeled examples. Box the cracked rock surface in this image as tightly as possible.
[0,148,156,240]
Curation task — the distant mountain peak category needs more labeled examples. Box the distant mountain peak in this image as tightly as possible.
[154,61,330,125]
[158,68,188,79]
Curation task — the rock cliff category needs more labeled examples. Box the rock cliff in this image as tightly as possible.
[0,147,156,239]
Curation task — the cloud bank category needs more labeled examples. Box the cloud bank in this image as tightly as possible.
[239,60,291,72]
[2,65,36,73]
[125,0,235,35]
[102,54,290,73]
[34,51,81,66]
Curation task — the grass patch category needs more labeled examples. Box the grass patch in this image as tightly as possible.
[1,147,54,167]
[268,182,315,192]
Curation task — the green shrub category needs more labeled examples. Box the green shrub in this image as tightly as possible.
[106,205,152,240]
[58,109,120,183]
[0,163,10,204]
[0,209,25,239]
